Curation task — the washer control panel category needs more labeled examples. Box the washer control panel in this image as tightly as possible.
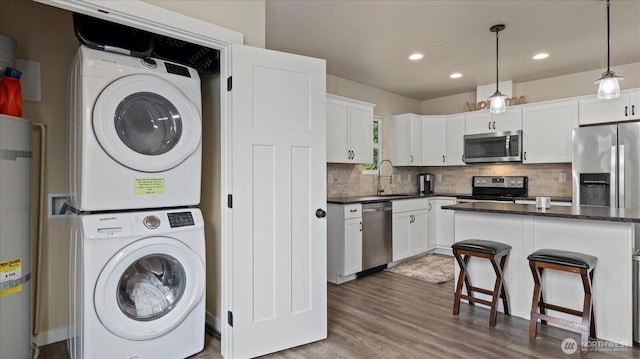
[167,212,195,228]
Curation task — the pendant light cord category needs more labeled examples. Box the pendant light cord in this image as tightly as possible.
[606,0,611,72]
[495,29,499,93]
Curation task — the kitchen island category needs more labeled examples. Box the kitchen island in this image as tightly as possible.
[442,202,639,346]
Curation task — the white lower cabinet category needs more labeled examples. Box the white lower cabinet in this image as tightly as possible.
[428,198,456,255]
[392,199,429,261]
[327,203,362,284]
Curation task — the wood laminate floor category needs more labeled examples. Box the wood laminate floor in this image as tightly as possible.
[39,271,640,358]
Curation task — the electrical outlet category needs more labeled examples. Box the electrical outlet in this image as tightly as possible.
[558,172,567,183]
[327,174,333,184]
[436,174,443,183]
[396,174,402,182]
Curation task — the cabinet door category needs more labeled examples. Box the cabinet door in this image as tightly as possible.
[523,100,578,163]
[465,111,493,134]
[445,114,465,165]
[349,103,373,164]
[628,91,640,121]
[421,116,446,166]
[579,94,629,125]
[341,218,363,276]
[428,201,437,249]
[410,210,429,255]
[392,114,421,166]
[392,212,411,261]
[326,98,350,163]
[493,108,522,132]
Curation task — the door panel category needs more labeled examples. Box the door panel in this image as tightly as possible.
[618,122,640,209]
[228,44,326,359]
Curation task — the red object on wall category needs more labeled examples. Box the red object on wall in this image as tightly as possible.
[0,67,22,117]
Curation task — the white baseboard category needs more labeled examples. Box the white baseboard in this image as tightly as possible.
[205,312,221,334]
[33,326,69,347]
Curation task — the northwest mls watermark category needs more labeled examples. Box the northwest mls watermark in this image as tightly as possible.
[561,338,631,354]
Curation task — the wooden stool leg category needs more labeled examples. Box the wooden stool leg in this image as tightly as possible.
[580,268,594,351]
[538,268,547,325]
[452,251,466,315]
[489,254,506,327]
[589,270,596,338]
[498,254,510,315]
[529,261,542,338]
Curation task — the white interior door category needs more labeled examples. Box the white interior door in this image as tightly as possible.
[226,44,327,358]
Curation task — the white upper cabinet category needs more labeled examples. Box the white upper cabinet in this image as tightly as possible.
[326,95,374,164]
[522,99,578,164]
[326,94,375,164]
[421,115,446,166]
[392,113,422,166]
[579,90,640,125]
[445,114,465,165]
[465,108,522,134]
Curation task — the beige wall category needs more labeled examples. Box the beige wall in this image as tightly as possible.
[143,0,266,48]
[421,61,640,115]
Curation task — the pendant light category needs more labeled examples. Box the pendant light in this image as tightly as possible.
[488,24,507,114]
[595,0,623,100]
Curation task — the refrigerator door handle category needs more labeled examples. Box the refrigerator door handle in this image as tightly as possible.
[620,144,625,209]
[611,145,618,208]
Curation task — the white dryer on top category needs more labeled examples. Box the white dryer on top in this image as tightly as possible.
[68,46,202,211]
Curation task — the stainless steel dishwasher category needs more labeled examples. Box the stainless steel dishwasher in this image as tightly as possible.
[360,201,393,274]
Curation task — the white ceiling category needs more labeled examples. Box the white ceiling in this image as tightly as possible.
[265,0,640,101]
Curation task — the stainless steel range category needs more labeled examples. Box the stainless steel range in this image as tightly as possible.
[456,176,528,202]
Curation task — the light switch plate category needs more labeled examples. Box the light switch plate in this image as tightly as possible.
[558,172,567,183]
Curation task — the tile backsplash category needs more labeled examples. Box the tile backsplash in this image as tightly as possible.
[327,162,572,199]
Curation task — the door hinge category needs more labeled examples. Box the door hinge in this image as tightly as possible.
[227,194,233,208]
[227,311,233,327]
[227,76,232,91]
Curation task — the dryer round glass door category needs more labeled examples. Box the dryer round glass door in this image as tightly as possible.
[94,237,205,340]
[92,74,202,173]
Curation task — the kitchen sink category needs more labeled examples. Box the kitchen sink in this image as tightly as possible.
[355,194,416,202]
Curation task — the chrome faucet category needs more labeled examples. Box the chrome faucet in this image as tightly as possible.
[376,159,394,195]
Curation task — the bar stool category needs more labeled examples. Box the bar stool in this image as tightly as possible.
[452,239,511,327]
[528,249,597,350]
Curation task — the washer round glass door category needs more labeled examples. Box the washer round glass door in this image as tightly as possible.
[93,74,201,173]
[94,237,205,340]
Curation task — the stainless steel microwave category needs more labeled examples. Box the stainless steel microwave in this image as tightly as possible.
[463,130,523,163]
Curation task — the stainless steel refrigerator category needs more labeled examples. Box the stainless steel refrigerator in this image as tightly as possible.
[572,122,640,208]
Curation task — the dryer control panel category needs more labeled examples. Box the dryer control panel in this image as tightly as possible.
[167,212,195,228]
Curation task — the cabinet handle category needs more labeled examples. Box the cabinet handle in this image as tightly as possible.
[428,203,432,211]
[352,150,355,159]
[350,209,357,212]
[360,222,363,231]
[492,121,496,130]
[633,105,636,116]
[625,106,629,117]
[524,151,527,161]
[442,155,445,163]
[410,155,414,163]
[462,154,465,162]
[488,121,492,130]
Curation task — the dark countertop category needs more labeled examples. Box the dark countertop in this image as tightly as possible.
[327,193,462,204]
[442,202,640,223]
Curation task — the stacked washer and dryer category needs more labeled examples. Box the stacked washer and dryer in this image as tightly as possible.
[67,46,206,359]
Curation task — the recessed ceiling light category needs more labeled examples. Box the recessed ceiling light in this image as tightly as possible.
[533,53,549,60]
[409,53,424,61]
[449,73,462,79]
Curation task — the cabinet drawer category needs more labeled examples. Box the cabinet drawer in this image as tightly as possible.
[392,198,429,213]
[344,204,362,219]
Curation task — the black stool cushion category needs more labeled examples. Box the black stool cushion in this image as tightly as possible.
[452,239,511,255]
[527,249,597,270]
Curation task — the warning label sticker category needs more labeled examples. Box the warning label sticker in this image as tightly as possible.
[134,178,166,195]
[0,257,22,296]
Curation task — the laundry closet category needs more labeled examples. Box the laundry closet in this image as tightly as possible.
[0,1,328,358]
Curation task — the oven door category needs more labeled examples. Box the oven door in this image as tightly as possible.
[463,130,522,163]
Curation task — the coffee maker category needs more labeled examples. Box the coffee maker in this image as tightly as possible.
[419,173,434,195]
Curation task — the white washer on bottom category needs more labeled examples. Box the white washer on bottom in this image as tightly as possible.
[68,208,206,359]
